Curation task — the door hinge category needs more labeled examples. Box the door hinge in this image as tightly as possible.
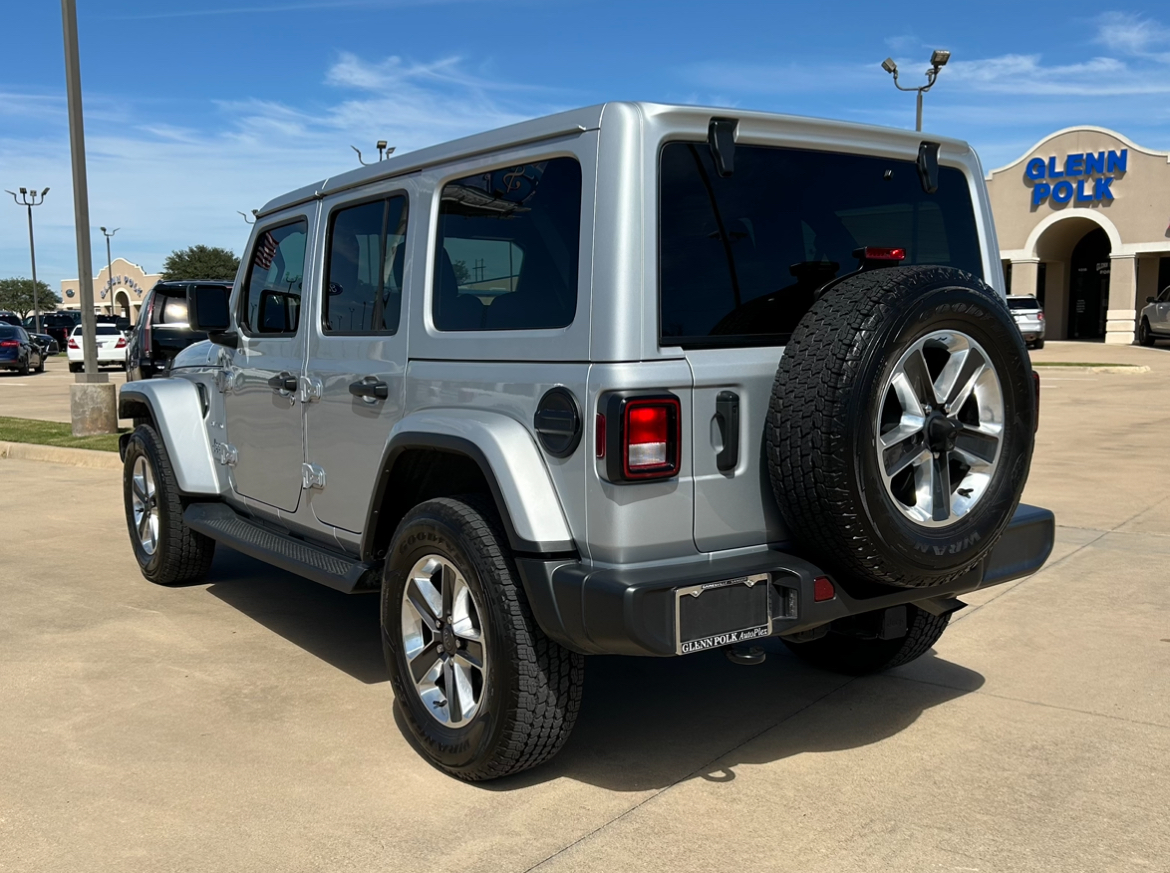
[212,440,238,467]
[299,376,323,403]
[301,463,326,491]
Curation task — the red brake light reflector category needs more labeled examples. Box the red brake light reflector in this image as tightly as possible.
[0,340,19,348]
[115,337,127,348]
[813,576,836,602]
[68,338,79,349]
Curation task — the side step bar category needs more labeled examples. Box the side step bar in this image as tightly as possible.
[184,502,380,594]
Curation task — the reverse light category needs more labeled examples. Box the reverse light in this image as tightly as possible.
[602,392,682,482]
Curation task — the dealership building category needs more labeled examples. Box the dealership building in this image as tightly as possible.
[59,257,160,326]
[989,126,1170,344]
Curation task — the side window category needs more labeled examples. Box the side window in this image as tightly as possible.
[1160,286,1170,303]
[323,195,408,334]
[433,157,581,331]
[241,220,308,335]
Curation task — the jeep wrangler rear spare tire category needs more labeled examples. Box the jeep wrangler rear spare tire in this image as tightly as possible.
[382,496,584,781]
[767,266,1036,589]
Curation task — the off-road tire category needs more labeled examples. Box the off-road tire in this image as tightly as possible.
[382,496,584,781]
[1138,318,1154,347]
[767,265,1036,589]
[122,425,216,585]
[783,605,950,674]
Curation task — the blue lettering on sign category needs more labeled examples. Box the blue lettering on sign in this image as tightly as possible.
[1027,148,1126,205]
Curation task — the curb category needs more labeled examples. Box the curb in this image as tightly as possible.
[0,441,122,470]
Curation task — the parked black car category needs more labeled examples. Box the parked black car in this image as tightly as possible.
[28,332,59,356]
[0,324,45,374]
[126,280,232,381]
[26,311,81,351]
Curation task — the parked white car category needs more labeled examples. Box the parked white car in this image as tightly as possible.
[67,324,129,371]
[1007,296,1045,349]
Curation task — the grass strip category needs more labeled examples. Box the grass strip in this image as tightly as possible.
[0,416,125,452]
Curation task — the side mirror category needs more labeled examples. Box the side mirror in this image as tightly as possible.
[187,284,236,346]
[1147,297,1156,304]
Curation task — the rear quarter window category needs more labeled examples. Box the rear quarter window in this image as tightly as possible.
[659,142,983,347]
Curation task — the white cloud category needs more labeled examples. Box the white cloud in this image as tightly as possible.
[1094,11,1170,57]
[0,53,559,289]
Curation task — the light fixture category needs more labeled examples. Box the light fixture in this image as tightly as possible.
[881,57,897,74]
[930,49,951,67]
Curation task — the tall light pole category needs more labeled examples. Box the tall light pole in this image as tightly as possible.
[100,226,119,317]
[5,187,49,334]
[61,0,117,436]
[881,50,951,132]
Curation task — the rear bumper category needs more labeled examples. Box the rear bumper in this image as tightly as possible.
[516,503,1055,657]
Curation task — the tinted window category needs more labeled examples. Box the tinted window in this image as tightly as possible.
[323,195,408,334]
[659,143,983,347]
[241,220,308,335]
[433,158,581,331]
[0,325,17,338]
[1007,297,1039,311]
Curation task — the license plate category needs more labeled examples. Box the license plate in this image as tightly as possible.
[675,574,771,655]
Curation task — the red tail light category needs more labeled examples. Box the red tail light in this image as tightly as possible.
[0,340,19,348]
[68,338,79,349]
[813,576,836,602]
[1037,311,1045,321]
[602,393,682,481]
[853,246,906,262]
[143,293,156,358]
[115,337,127,348]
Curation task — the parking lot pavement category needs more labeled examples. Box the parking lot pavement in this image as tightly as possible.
[0,355,129,425]
[1,342,1168,872]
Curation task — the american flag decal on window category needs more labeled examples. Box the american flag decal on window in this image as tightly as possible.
[254,232,279,270]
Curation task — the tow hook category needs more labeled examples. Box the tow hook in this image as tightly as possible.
[724,644,766,666]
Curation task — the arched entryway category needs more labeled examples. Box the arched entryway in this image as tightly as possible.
[114,290,132,323]
[1068,229,1111,339]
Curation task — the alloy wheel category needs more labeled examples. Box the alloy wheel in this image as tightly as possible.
[400,555,488,728]
[876,330,1005,527]
[130,455,160,555]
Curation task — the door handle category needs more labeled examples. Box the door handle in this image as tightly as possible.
[267,372,298,393]
[349,377,389,401]
[715,391,739,472]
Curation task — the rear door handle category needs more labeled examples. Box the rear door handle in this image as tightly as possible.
[267,371,298,393]
[715,390,739,472]
[349,377,389,401]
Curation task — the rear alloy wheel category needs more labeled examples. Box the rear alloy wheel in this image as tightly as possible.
[122,425,216,585]
[382,496,583,781]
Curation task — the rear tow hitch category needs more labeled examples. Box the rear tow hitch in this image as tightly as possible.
[724,644,766,666]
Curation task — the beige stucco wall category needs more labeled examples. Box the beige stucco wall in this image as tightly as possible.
[60,257,160,326]
[987,127,1170,344]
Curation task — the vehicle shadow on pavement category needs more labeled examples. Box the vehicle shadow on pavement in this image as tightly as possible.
[199,548,984,791]
[203,548,386,685]
[479,642,985,792]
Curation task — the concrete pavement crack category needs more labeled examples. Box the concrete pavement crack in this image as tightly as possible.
[519,678,855,873]
[887,672,1170,732]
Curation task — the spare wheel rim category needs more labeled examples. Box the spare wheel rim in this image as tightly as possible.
[875,329,1005,528]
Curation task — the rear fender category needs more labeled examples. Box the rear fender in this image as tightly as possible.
[362,409,575,558]
[118,379,222,495]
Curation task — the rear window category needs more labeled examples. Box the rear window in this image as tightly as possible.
[151,291,191,325]
[432,157,581,331]
[1007,297,1040,311]
[659,142,983,347]
[0,325,17,338]
[74,324,121,336]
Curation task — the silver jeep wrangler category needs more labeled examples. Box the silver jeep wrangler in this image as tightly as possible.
[119,102,1054,781]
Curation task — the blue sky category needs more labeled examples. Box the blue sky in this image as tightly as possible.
[2,0,1169,290]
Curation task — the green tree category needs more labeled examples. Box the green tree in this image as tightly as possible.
[160,245,240,281]
[0,278,59,319]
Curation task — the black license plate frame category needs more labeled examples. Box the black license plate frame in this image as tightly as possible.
[675,573,771,655]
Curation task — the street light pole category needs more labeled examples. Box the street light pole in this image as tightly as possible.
[881,50,951,132]
[5,187,49,334]
[61,0,117,436]
[100,226,119,317]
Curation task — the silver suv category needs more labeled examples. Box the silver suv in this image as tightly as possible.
[1007,295,1045,349]
[1139,285,1170,345]
[119,103,1054,781]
